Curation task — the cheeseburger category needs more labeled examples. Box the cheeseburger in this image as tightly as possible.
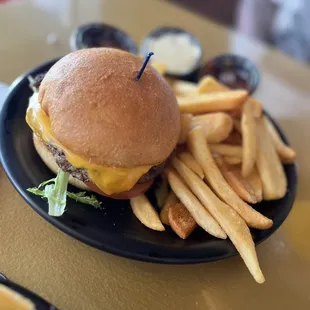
[26,48,180,213]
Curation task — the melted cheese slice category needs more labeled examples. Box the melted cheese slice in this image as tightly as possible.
[26,94,152,195]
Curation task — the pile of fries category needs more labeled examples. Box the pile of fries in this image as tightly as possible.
[130,68,296,283]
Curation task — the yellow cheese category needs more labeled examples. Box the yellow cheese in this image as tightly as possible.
[26,94,152,195]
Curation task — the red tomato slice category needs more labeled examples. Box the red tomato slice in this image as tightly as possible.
[85,180,153,200]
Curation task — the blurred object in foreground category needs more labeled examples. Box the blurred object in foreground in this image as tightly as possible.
[170,0,310,63]
[0,274,56,309]
[236,0,310,63]
[0,82,9,109]
[0,0,14,4]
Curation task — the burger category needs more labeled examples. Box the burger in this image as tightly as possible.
[26,48,180,215]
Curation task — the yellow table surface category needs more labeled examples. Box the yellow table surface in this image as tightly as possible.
[1,0,310,309]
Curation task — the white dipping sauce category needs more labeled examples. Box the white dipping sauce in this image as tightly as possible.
[147,33,201,75]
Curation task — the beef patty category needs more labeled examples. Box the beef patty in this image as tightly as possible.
[47,143,166,184]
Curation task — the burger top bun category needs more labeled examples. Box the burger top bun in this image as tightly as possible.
[39,48,180,168]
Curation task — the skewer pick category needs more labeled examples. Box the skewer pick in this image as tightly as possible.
[136,52,154,81]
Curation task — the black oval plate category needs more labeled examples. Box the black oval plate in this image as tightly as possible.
[0,59,297,264]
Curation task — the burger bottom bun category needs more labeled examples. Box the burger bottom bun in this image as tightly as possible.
[33,134,153,199]
[33,134,90,191]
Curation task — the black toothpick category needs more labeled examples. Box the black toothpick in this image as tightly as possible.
[136,52,154,81]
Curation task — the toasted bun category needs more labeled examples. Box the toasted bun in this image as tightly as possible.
[33,134,153,199]
[39,48,180,167]
[33,134,89,191]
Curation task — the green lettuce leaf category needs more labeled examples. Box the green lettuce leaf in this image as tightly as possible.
[27,169,102,216]
[67,192,101,209]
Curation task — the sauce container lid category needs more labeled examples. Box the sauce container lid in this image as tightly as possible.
[199,54,260,94]
[70,22,138,54]
[140,26,203,82]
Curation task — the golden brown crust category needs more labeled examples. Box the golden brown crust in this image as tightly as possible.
[33,134,90,191]
[168,203,197,239]
[39,48,180,167]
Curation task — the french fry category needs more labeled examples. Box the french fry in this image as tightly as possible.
[223,156,242,165]
[151,62,167,75]
[160,191,179,225]
[171,80,197,97]
[213,155,257,204]
[209,144,242,158]
[165,167,227,239]
[246,167,263,203]
[263,116,296,164]
[178,113,193,144]
[168,203,197,239]
[130,195,165,231]
[256,119,287,200]
[190,112,233,143]
[178,152,204,179]
[247,98,262,119]
[197,75,228,93]
[172,157,265,283]
[187,127,273,229]
[197,75,262,118]
[229,100,262,119]
[177,90,248,114]
[241,100,257,177]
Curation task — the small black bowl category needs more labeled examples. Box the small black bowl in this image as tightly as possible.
[0,274,56,309]
[140,26,203,82]
[199,54,260,94]
[70,22,138,54]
